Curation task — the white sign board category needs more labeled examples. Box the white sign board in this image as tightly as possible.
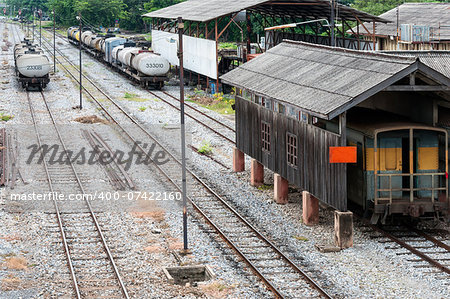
[152,30,218,80]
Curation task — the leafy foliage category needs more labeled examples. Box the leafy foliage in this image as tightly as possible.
[351,0,448,16]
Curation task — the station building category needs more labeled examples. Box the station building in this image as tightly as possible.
[221,41,450,222]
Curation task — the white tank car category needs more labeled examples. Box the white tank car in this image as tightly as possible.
[81,31,93,45]
[14,42,51,89]
[15,49,50,78]
[118,47,136,66]
[91,36,103,49]
[131,52,170,77]
[85,33,97,47]
[112,45,124,63]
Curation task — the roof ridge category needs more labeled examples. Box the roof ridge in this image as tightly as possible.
[281,40,415,62]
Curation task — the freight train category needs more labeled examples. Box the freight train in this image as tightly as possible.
[14,39,50,90]
[67,27,170,89]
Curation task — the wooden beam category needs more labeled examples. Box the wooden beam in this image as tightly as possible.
[339,112,347,146]
[384,85,450,92]
[409,72,416,85]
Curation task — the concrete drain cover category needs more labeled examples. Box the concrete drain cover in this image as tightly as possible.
[163,265,215,285]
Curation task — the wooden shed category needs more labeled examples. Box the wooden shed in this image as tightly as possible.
[221,41,450,219]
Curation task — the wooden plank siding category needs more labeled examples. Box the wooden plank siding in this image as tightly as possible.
[236,96,347,211]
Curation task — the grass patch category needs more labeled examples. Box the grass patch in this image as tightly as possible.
[198,141,213,155]
[138,106,147,112]
[293,235,309,241]
[187,90,235,115]
[257,184,273,191]
[219,42,237,50]
[123,92,148,102]
[0,113,14,122]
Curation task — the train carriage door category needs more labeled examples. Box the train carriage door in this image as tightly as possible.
[401,137,418,198]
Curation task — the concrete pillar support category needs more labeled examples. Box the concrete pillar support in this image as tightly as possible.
[334,211,353,249]
[274,173,288,204]
[250,159,264,187]
[232,147,245,172]
[302,191,319,225]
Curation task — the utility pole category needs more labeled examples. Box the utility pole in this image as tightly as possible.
[53,9,56,73]
[330,0,335,47]
[32,8,35,42]
[39,9,42,47]
[177,16,188,251]
[78,13,83,109]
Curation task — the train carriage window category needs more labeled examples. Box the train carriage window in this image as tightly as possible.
[385,140,397,171]
[261,121,271,153]
[287,133,298,168]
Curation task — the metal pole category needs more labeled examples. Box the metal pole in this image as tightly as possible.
[178,16,188,251]
[32,9,35,42]
[53,10,56,73]
[330,0,335,47]
[78,13,83,109]
[39,11,41,47]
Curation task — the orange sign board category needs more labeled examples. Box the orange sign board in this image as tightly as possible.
[329,146,357,163]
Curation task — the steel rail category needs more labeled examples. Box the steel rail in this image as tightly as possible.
[146,90,235,144]
[44,28,236,145]
[38,90,130,298]
[405,224,450,252]
[26,91,82,299]
[39,32,331,298]
[357,215,450,275]
[39,33,235,171]
[160,90,236,133]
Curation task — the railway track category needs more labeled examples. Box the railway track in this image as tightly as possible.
[25,90,129,298]
[360,218,450,278]
[37,26,332,298]
[147,90,235,144]
[45,28,236,145]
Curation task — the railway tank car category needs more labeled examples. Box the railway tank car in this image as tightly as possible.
[67,28,170,89]
[14,39,50,90]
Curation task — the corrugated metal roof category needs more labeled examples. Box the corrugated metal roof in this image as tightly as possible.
[381,51,450,79]
[220,41,416,119]
[144,0,388,23]
[144,0,265,22]
[360,3,450,40]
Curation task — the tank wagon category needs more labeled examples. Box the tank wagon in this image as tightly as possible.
[14,39,50,90]
[67,27,170,89]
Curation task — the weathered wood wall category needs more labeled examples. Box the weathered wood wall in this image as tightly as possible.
[236,97,347,211]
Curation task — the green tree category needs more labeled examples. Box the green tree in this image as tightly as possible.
[352,0,448,16]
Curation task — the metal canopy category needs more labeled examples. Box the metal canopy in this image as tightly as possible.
[143,0,389,23]
[220,41,450,120]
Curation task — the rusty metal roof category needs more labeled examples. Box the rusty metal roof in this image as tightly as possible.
[359,3,450,40]
[143,0,388,23]
[220,41,450,120]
